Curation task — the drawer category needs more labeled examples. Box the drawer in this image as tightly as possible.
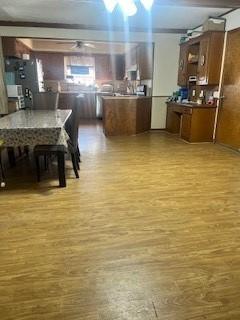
[183,107,192,115]
[173,105,184,113]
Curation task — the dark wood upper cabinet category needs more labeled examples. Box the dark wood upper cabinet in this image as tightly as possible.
[33,52,65,80]
[2,37,31,58]
[95,54,125,81]
[111,54,125,80]
[137,44,153,80]
[177,43,188,86]
[197,32,224,85]
[177,31,224,87]
[95,54,112,80]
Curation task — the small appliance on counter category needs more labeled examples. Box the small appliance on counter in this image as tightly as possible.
[6,85,23,97]
[100,84,114,94]
[136,85,147,96]
[7,85,25,110]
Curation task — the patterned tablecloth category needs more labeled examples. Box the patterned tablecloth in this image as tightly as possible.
[0,110,71,148]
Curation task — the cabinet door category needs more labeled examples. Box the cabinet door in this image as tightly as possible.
[114,55,125,80]
[197,36,210,85]
[95,55,112,80]
[2,37,20,58]
[137,44,153,80]
[166,105,181,133]
[177,43,188,86]
[181,113,192,141]
[125,47,136,71]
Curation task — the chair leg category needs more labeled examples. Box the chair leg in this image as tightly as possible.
[57,152,66,187]
[35,155,41,182]
[77,146,81,162]
[7,147,16,167]
[18,147,22,157]
[75,152,80,170]
[0,152,6,187]
[44,155,48,170]
[24,146,29,156]
[71,153,79,179]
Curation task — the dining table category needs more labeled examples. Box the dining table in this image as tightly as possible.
[0,109,72,187]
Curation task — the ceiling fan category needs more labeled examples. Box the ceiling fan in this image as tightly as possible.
[56,40,96,49]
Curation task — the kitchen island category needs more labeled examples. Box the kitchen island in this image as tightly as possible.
[102,96,152,136]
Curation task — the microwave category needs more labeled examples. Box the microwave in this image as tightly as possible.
[7,85,23,98]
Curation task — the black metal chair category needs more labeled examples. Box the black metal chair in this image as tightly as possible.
[64,95,83,165]
[33,96,82,187]
[32,92,59,110]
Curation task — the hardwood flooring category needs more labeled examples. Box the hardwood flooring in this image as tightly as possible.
[0,122,240,320]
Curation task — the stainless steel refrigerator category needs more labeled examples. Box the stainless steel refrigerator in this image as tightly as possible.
[5,58,44,108]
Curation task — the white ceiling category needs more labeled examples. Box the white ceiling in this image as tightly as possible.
[0,0,230,31]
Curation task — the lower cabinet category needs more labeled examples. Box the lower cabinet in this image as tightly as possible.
[181,113,192,141]
[166,102,216,143]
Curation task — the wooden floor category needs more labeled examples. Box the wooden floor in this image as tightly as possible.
[1,122,240,320]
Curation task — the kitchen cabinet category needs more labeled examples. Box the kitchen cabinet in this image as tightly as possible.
[137,44,153,80]
[177,31,224,87]
[166,104,181,134]
[197,32,224,85]
[166,102,216,142]
[125,47,137,71]
[177,43,188,86]
[95,55,112,80]
[102,96,152,136]
[113,55,125,80]
[125,44,153,80]
[181,113,192,141]
[95,54,125,81]
[2,37,31,58]
[33,52,65,80]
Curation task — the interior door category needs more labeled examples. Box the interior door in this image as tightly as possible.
[216,29,240,149]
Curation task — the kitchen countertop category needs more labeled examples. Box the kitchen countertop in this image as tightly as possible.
[167,101,217,108]
[102,96,152,100]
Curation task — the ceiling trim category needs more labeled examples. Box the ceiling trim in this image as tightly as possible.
[154,0,240,8]
[92,0,239,8]
[0,21,187,34]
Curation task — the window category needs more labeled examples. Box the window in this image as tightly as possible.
[64,56,95,86]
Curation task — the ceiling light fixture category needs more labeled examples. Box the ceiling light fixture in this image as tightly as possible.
[103,0,118,13]
[140,0,154,10]
[102,0,154,17]
[118,0,137,17]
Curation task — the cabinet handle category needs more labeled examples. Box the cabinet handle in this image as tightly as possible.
[200,54,205,66]
[179,59,184,70]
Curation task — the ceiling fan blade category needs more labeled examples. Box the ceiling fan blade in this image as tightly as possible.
[56,41,75,44]
[84,43,95,48]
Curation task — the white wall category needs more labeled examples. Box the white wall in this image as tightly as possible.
[152,34,179,129]
[0,26,180,126]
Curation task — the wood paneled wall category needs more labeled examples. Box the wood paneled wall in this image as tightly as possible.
[216,28,240,150]
[32,52,125,82]
[32,52,65,80]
